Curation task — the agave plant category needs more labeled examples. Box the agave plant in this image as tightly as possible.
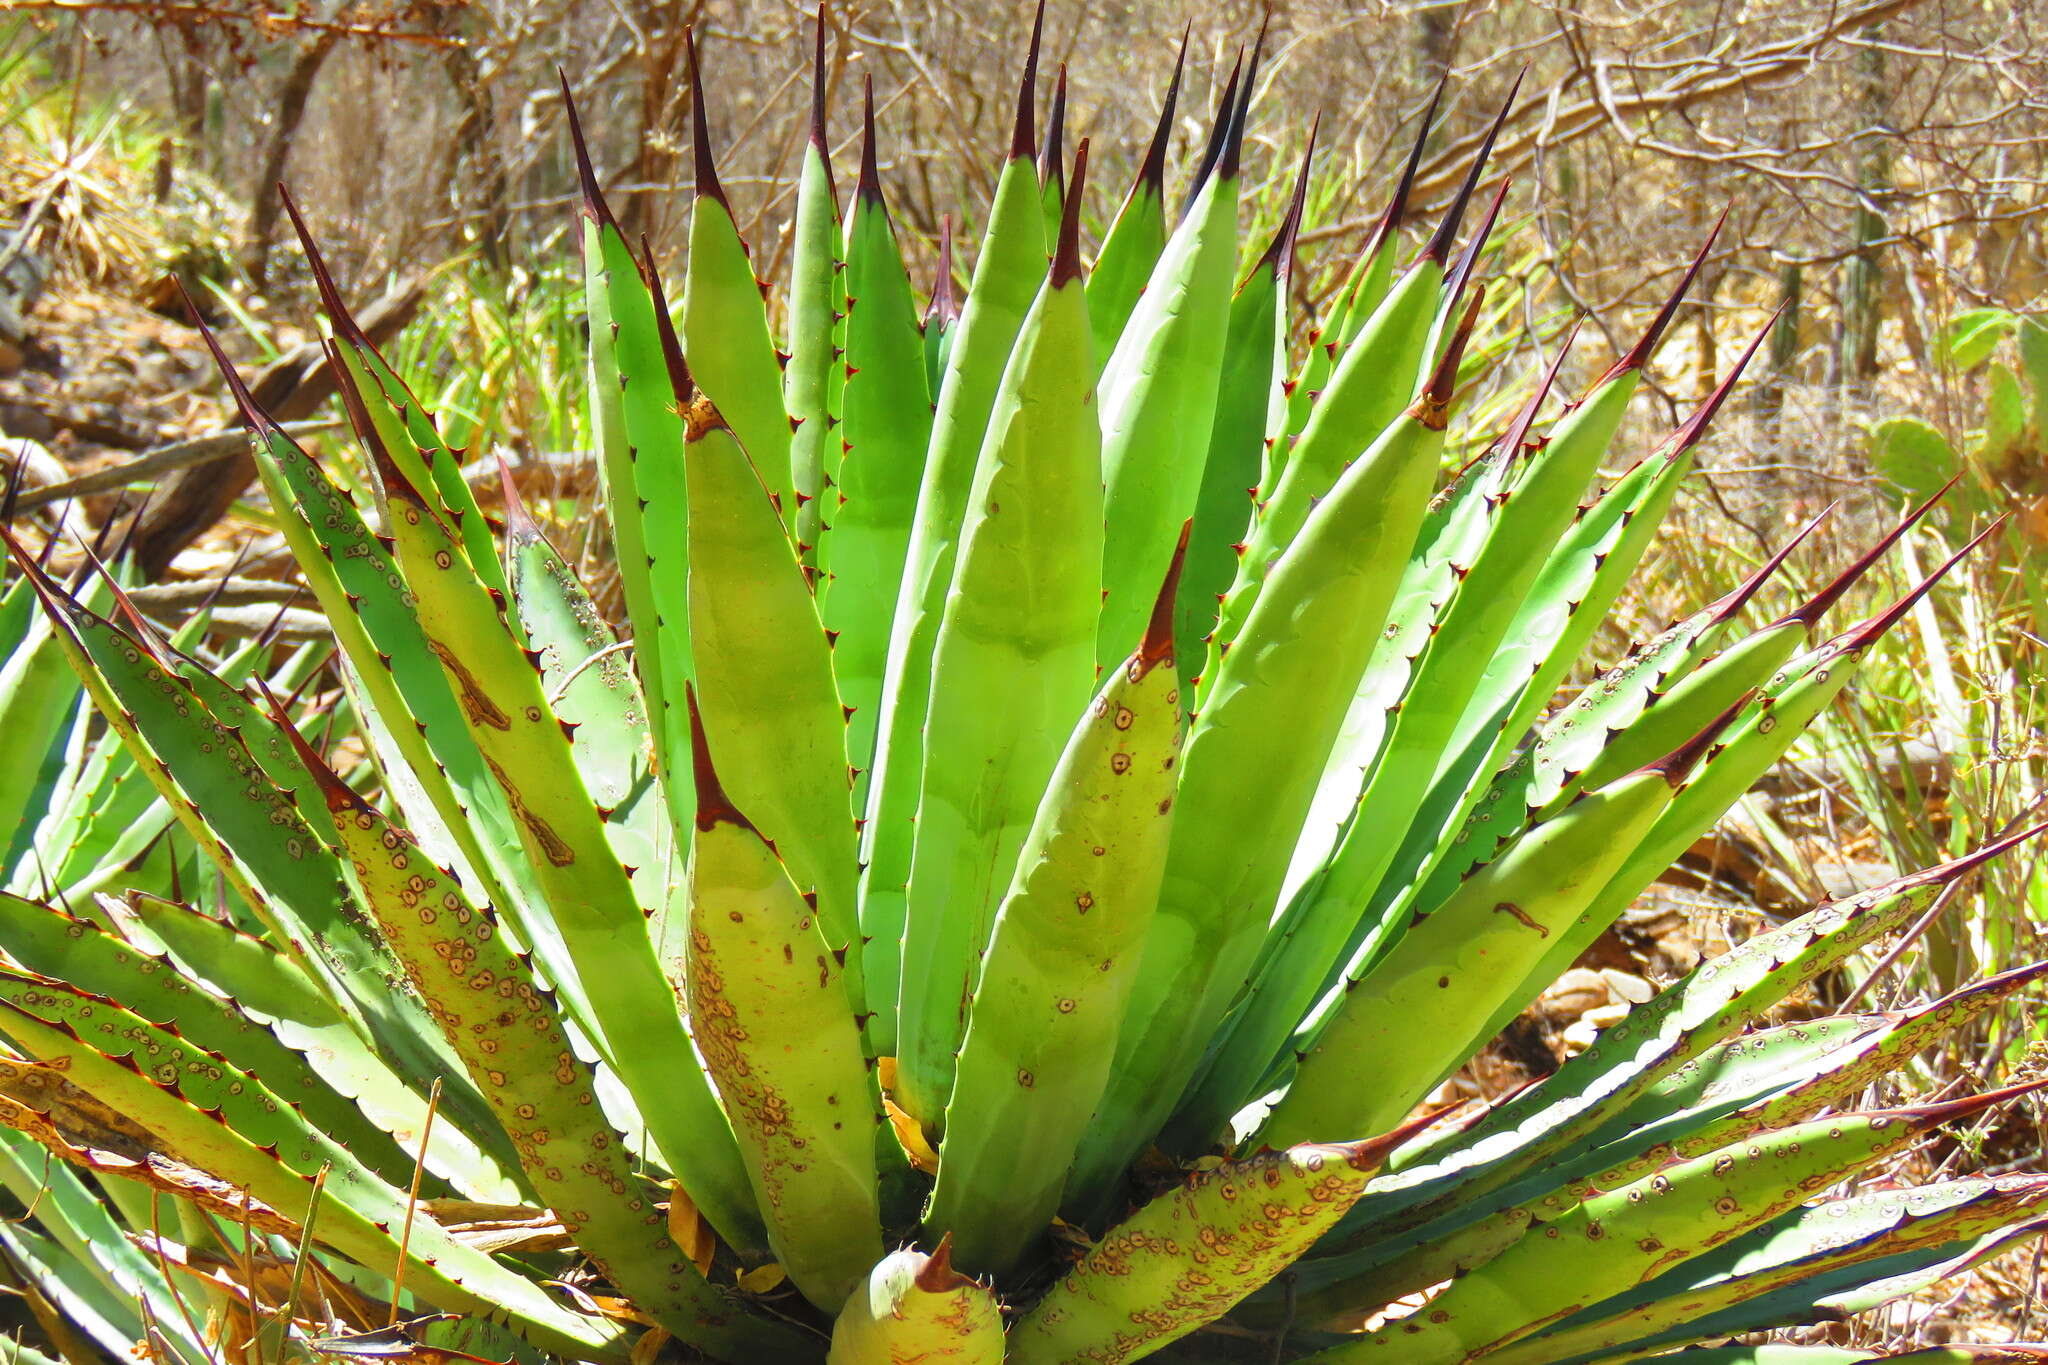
[0,11,2041,1365]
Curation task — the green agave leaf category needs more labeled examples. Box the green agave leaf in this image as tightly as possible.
[1083,40,1178,370]
[278,724,799,1359]
[1304,1096,2008,1364]
[859,104,1046,1062]
[1095,125,1241,671]
[894,167,1101,1131]
[567,91,689,782]
[1259,751,1708,1150]
[0,891,424,1191]
[1496,1170,2048,1365]
[927,537,1187,1276]
[787,20,843,565]
[1288,961,2048,1317]
[826,1242,1002,1365]
[1175,141,1308,695]
[819,88,935,795]
[681,698,883,1313]
[1011,1139,1393,1365]
[0,969,631,1360]
[499,468,672,917]
[101,891,519,1202]
[679,34,795,517]
[351,386,762,1253]
[683,380,861,1011]
[0,1127,208,1365]
[1072,312,1476,1209]
[1335,825,2045,1249]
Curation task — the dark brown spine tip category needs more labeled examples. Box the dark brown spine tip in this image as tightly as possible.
[1486,317,1579,459]
[1901,1077,2048,1130]
[495,452,542,542]
[1039,64,1068,193]
[1219,16,1267,184]
[1257,113,1318,279]
[1443,176,1510,311]
[926,215,961,330]
[686,28,728,209]
[1658,307,1781,461]
[1638,692,1749,789]
[1183,52,1244,216]
[636,237,696,410]
[1010,0,1045,163]
[1878,819,2048,905]
[559,71,618,232]
[1051,140,1090,289]
[687,687,754,833]
[1412,284,1485,430]
[1376,78,1444,247]
[810,5,830,152]
[1137,519,1192,673]
[1772,477,1956,631]
[1423,70,1523,267]
[915,1233,974,1292]
[1135,26,1190,197]
[857,76,885,206]
[1833,513,2007,653]
[1348,1093,1471,1171]
[1706,500,1836,625]
[178,280,274,435]
[1599,208,1727,385]
[276,187,369,349]
[325,338,413,507]
[259,680,363,815]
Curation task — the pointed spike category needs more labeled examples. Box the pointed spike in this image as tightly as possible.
[1220,17,1267,183]
[1137,519,1192,674]
[1341,1093,1474,1173]
[1636,691,1750,789]
[1599,208,1727,384]
[1411,285,1485,431]
[1443,175,1510,312]
[1656,306,1782,461]
[1051,140,1091,289]
[178,280,280,436]
[1924,957,2048,1015]
[925,215,960,331]
[495,453,542,542]
[1009,0,1045,163]
[1370,78,1444,252]
[914,1232,973,1292]
[1707,501,1837,625]
[1039,64,1068,194]
[1423,70,1523,266]
[1257,113,1319,278]
[686,27,728,209]
[1872,818,2048,903]
[1134,25,1190,198]
[635,237,696,408]
[1182,51,1244,216]
[258,680,365,815]
[1898,1077,2048,1131]
[1831,514,2007,653]
[277,186,370,348]
[1486,318,1579,458]
[1772,476,1958,630]
[809,5,830,153]
[687,686,754,833]
[323,338,415,508]
[558,70,619,232]
[857,75,884,206]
